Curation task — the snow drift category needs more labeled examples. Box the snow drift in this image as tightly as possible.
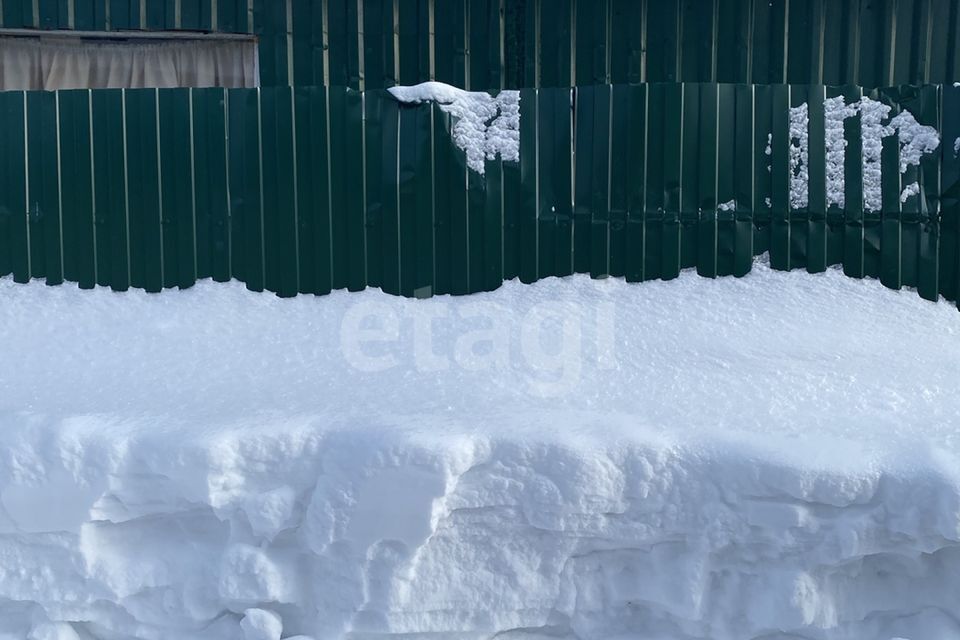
[1,263,959,640]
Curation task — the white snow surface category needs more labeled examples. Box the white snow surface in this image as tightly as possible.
[1,264,960,640]
[388,82,520,174]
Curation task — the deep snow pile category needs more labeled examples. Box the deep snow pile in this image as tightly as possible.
[1,264,959,640]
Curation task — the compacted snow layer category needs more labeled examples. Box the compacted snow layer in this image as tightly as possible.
[1,264,959,640]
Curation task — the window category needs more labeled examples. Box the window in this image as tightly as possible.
[0,30,259,91]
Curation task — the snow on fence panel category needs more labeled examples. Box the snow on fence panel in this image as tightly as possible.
[0,82,958,309]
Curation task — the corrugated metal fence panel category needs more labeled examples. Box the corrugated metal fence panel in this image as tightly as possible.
[8,1,960,91]
[3,81,960,311]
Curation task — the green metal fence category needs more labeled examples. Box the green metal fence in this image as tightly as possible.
[0,82,958,308]
[5,0,960,89]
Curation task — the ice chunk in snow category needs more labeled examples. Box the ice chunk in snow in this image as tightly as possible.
[240,609,282,640]
[388,81,520,175]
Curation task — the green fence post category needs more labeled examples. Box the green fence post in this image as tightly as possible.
[879,86,904,291]
[939,83,960,306]
[431,102,453,295]
[536,88,559,278]
[590,84,612,279]
[644,82,666,280]
[753,84,773,257]
[27,90,63,285]
[769,83,791,271]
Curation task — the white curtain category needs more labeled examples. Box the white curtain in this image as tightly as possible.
[0,36,259,91]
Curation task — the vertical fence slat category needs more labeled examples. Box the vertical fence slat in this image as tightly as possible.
[644,82,665,280]
[58,90,97,289]
[939,82,960,304]
[124,89,163,292]
[519,87,539,283]
[715,83,737,277]
[28,91,64,285]
[92,89,131,290]
[192,88,231,284]
[753,84,773,257]
[697,82,719,278]
[229,87,267,292]
[589,84,611,278]
[679,82,699,270]
[916,84,941,301]
[733,83,754,276]
[431,102,452,295]
[158,88,197,289]
[539,0,573,87]
[536,89,558,278]
[608,84,630,278]
[435,0,469,89]
[623,83,647,282]
[0,93,28,282]
[769,83,791,270]
[573,86,594,275]
[880,86,904,289]
[807,84,828,273]
[842,85,866,278]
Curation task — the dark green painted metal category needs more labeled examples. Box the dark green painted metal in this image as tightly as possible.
[623,83,647,282]
[292,0,325,87]
[588,84,611,278]
[661,82,682,278]
[539,0,572,88]
[228,87,266,292]
[843,85,866,279]
[788,85,809,271]
[880,87,903,290]
[679,82,698,270]
[940,83,960,304]
[644,83,665,281]
[123,89,163,292]
[380,94,401,296]
[806,85,827,273]
[435,0,468,89]
[91,89,129,290]
[362,0,395,90]
[575,0,608,86]
[3,1,35,28]
[345,88,367,291]
[397,0,429,87]
[158,88,196,289]
[398,102,432,296]
[0,92,27,281]
[769,84,790,271]
[27,90,62,284]
[293,85,332,294]
[12,0,960,91]
[572,86,593,275]
[469,0,501,91]
[697,82,719,279]
[519,87,538,283]
[431,102,452,295]
[917,84,941,301]
[4,78,960,314]
[609,0,644,85]
[191,88,231,283]
[260,86,299,297]
[609,84,630,278]
[327,0,360,88]
[732,84,753,277]
[58,90,97,289]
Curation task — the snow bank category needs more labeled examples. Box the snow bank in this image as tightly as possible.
[1,264,959,640]
[388,82,520,174]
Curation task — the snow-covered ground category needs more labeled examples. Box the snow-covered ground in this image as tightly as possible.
[0,263,959,640]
